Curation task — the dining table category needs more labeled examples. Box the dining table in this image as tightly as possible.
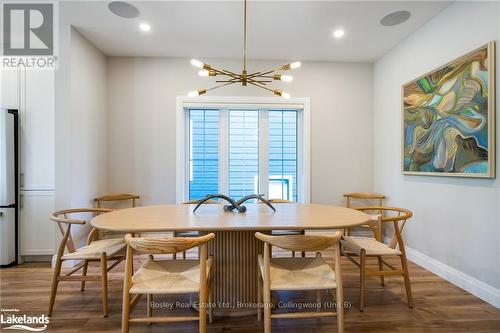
[90,203,370,316]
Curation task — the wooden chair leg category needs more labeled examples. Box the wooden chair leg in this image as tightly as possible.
[377,256,385,286]
[400,254,413,308]
[333,242,344,333]
[80,260,89,291]
[145,254,154,325]
[147,294,153,325]
[257,275,262,322]
[173,231,178,260]
[263,258,272,333]
[377,224,383,243]
[359,249,366,312]
[263,289,271,333]
[100,253,109,317]
[121,293,130,332]
[208,277,214,324]
[262,241,272,333]
[122,248,132,333]
[48,256,63,316]
[199,251,208,333]
[183,250,186,260]
[336,287,344,333]
[199,291,207,332]
[301,251,306,257]
[292,250,296,257]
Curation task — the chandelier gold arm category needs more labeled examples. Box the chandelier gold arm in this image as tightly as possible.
[203,81,238,94]
[207,67,238,79]
[247,78,272,84]
[215,79,272,84]
[221,71,241,78]
[247,70,274,79]
[215,78,243,83]
[248,81,279,94]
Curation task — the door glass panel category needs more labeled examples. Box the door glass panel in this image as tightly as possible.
[189,109,219,200]
[228,110,259,199]
[268,110,297,201]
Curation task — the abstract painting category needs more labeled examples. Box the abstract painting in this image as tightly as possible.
[402,42,495,178]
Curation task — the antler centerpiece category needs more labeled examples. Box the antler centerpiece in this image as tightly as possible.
[192,194,276,213]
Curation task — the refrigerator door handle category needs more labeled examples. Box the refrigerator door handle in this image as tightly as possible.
[0,204,16,208]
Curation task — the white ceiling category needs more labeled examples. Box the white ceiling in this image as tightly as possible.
[63,1,451,62]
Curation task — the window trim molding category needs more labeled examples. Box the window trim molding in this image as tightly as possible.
[176,96,311,204]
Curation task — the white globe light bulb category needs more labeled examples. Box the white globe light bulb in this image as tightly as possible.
[190,59,204,69]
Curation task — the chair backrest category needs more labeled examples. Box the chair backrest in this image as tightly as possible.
[353,206,413,249]
[124,233,215,254]
[50,208,114,254]
[94,193,140,209]
[183,199,220,204]
[344,192,385,208]
[255,232,342,252]
[344,192,386,240]
[94,194,139,239]
[123,233,215,300]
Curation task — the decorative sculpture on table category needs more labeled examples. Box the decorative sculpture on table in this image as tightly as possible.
[192,194,276,213]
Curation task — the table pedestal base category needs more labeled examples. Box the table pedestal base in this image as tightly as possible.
[206,230,265,317]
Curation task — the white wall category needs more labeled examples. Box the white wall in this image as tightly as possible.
[374,1,500,306]
[70,28,108,208]
[54,5,72,213]
[53,26,108,247]
[106,58,373,205]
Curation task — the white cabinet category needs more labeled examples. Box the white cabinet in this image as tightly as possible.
[0,69,19,108]
[20,70,55,190]
[20,191,55,256]
[1,68,55,257]
[1,68,55,191]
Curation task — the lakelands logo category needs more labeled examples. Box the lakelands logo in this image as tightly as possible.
[0,309,49,332]
[1,2,58,69]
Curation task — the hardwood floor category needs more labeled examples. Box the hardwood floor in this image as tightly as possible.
[1,251,499,332]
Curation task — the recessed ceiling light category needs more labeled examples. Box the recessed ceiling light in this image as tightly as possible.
[108,1,140,19]
[139,23,151,32]
[333,29,345,39]
[380,10,411,26]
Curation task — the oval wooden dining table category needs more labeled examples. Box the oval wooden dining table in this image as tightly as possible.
[91,203,370,316]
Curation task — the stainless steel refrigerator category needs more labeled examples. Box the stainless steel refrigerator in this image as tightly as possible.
[0,109,18,267]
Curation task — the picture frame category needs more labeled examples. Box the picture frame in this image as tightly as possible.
[402,41,496,178]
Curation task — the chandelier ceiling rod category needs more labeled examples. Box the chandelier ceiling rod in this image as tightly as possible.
[188,0,301,98]
[243,0,247,73]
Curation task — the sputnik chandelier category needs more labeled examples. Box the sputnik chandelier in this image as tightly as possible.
[188,0,301,98]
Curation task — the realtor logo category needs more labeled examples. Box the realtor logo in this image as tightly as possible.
[2,3,54,56]
[1,308,49,332]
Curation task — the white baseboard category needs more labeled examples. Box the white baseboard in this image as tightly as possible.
[21,255,52,263]
[385,237,500,308]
